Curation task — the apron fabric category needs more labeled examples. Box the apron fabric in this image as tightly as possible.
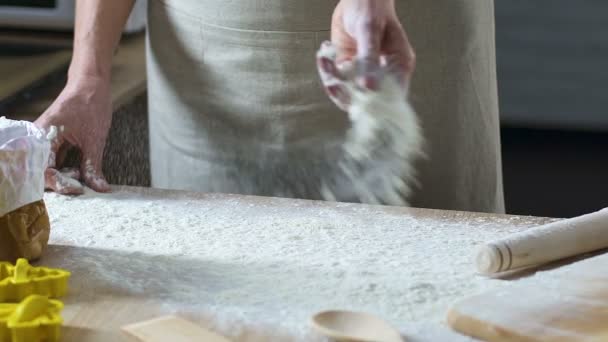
[146,0,505,213]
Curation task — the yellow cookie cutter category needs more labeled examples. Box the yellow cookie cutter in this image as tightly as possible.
[0,295,63,342]
[0,259,70,302]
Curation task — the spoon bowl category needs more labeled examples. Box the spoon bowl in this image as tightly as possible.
[311,310,403,342]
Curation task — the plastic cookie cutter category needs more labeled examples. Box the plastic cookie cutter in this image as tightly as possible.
[0,259,70,302]
[0,295,63,342]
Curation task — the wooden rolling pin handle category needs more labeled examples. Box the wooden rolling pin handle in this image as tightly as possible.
[476,243,513,274]
[476,208,608,275]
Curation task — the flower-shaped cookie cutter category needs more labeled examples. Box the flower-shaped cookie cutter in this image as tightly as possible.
[0,259,70,302]
[0,295,63,342]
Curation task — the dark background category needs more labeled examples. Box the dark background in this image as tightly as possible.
[496,1,608,218]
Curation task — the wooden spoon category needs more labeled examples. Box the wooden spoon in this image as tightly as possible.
[311,310,403,342]
[122,315,232,342]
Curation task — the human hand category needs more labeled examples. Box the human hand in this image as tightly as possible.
[331,0,415,90]
[317,41,406,112]
[35,77,112,195]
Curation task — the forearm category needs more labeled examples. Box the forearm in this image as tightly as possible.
[68,0,136,84]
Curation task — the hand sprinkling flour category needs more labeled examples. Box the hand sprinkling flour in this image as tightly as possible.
[314,41,423,205]
[213,42,423,206]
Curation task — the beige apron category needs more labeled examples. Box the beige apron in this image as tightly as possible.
[146,0,505,213]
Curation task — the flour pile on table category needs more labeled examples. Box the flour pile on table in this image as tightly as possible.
[44,189,546,341]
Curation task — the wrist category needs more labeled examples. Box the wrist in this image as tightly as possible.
[63,73,111,103]
[66,68,111,92]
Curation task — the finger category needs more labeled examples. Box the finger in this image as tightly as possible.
[58,167,81,180]
[317,57,352,110]
[317,41,357,79]
[337,58,356,77]
[81,153,110,193]
[330,18,357,63]
[45,168,85,195]
[318,40,337,59]
[383,21,416,77]
[326,84,351,111]
[318,56,347,83]
[356,16,382,64]
[355,17,383,90]
[316,43,352,111]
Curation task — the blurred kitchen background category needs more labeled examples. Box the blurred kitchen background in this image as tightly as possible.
[0,1,606,218]
[496,1,608,218]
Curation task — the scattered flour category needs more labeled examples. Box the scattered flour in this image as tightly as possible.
[42,125,59,170]
[224,43,423,207]
[83,158,107,189]
[45,125,58,141]
[316,43,423,207]
[42,188,548,341]
[53,175,84,193]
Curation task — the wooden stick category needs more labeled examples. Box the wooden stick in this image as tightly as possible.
[476,208,608,275]
[122,315,232,342]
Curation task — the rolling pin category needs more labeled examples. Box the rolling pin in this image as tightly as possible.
[476,208,608,275]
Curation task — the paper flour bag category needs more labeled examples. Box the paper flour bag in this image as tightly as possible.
[0,117,52,262]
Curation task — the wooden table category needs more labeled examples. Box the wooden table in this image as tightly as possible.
[39,186,559,341]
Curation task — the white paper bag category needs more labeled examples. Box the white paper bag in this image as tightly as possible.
[0,117,51,217]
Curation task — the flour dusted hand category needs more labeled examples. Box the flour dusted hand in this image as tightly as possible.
[315,42,423,205]
[35,77,112,194]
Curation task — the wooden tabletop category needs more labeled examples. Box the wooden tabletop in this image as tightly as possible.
[39,186,557,341]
